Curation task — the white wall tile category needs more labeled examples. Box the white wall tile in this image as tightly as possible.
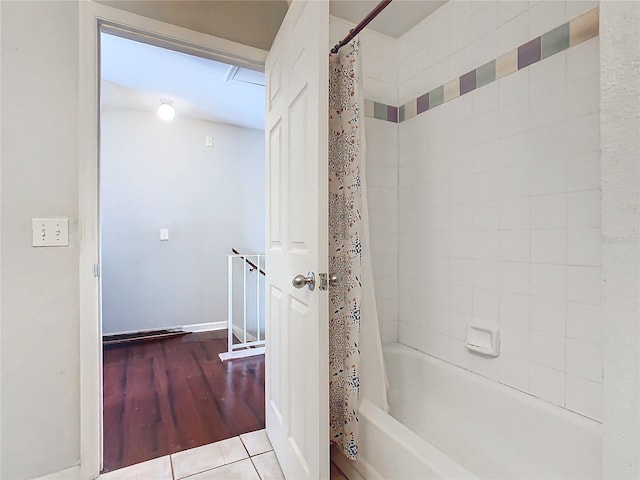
[473,287,500,321]
[567,190,601,228]
[528,0,566,38]
[499,353,530,392]
[566,374,603,421]
[499,261,530,295]
[530,330,566,370]
[567,112,600,154]
[566,150,600,192]
[531,264,566,300]
[531,229,566,264]
[567,266,601,305]
[449,338,474,370]
[531,194,566,229]
[498,12,530,53]
[530,88,567,130]
[567,74,599,120]
[530,364,565,406]
[529,123,569,161]
[531,157,566,195]
[529,52,567,98]
[394,0,600,418]
[500,230,531,262]
[565,0,599,20]
[530,296,566,335]
[500,292,530,325]
[567,302,601,344]
[499,165,531,199]
[498,1,529,26]
[567,338,602,382]
[500,197,531,229]
[567,37,599,82]
[567,228,601,266]
[499,69,530,107]
[380,320,398,344]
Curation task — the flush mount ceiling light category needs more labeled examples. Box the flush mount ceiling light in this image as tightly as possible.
[157,99,175,121]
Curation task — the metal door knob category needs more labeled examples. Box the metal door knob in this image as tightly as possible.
[292,272,315,291]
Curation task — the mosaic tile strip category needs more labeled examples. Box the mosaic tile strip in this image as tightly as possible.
[364,7,599,124]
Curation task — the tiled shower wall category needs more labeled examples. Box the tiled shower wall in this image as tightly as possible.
[397,1,602,421]
[330,17,400,344]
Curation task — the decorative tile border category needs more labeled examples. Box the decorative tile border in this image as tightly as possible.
[364,99,398,123]
[365,7,599,124]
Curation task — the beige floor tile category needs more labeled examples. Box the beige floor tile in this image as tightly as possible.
[171,437,248,479]
[251,451,285,480]
[184,459,260,480]
[99,456,172,480]
[240,429,273,456]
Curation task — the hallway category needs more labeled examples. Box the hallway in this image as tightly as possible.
[103,330,265,472]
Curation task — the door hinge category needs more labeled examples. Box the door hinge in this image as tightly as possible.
[318,273,327,291]
[93,263,100,278]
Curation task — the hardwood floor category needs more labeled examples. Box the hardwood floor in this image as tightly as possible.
[102,330,265,472]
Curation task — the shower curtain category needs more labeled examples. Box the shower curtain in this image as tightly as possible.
[329,38,387,461]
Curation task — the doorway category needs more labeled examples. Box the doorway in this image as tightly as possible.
[98,30,267,472]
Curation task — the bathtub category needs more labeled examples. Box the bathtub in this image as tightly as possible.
[333,343,602,480]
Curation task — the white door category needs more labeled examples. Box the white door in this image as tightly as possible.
[264,0,329,479]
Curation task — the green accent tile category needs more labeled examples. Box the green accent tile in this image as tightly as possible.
[542,23,570,59]
[373,102,387,120]
[476,60,496,88]
[429,85,444,108]
[399,104,405,122]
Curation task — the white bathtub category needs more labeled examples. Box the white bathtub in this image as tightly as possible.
[334,343,602,480]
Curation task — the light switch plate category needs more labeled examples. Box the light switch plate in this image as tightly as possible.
[32,217,69,247]
[160,227,169,241]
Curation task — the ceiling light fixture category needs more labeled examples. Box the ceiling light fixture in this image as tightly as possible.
[157,99,175,121]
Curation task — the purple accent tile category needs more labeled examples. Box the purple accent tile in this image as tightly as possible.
[387,105,398,123]
[417,93,429,114]
[459,70,476,96]
[518,36,542,69]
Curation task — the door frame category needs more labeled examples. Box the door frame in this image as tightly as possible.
[78,3,268,478]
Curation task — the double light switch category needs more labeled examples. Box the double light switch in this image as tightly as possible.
[32,218,69,247]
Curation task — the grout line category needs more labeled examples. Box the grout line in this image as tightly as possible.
[178,458,253,480]
[169,455,176,480]
[249,456,265,480]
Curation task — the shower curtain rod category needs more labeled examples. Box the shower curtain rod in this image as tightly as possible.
[330,0,393,54]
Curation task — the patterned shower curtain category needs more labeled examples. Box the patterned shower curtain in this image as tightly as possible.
[328,38,364,461]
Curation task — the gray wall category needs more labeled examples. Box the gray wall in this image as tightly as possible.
[1,2,81,478]
[96,0,288,51]
[100,107,264,335]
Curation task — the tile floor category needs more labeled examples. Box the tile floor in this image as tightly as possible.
[99,430,283,480]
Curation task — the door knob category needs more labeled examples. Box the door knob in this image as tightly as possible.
[329,273,340,286]
[292,272,315,291]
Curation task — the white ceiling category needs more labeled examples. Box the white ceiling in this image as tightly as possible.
[100,33,265,130]
[100,2,445,129]
[330,0,447,38]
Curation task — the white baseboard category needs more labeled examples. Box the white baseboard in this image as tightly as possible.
[104,321,226,338]
[182,321,226,333]
[231,324,259,342]
[32,465,81,480]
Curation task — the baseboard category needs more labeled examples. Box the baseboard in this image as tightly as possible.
[32,465,81,480]
[232,324,259,343]
[182,321,226,333]
[104,321,227,341]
